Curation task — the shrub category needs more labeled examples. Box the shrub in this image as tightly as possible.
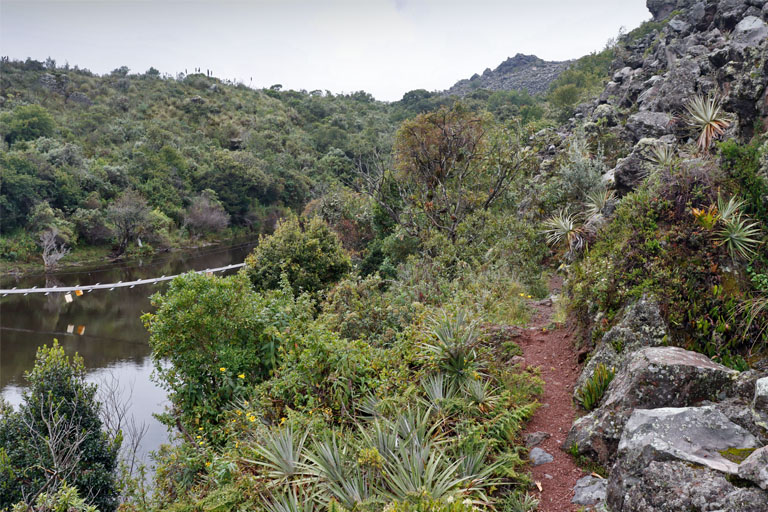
[0,104,55,144]
[245,215,351,295]
[184,190,230,235]
[0,341,120,511]
[142,272,314,435]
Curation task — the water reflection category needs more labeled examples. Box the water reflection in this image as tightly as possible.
[0,241,257,465]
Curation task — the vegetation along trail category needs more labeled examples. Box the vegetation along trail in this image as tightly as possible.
[519,276,585,512]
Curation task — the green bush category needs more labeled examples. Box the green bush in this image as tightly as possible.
[245,215,351,295]
[0,341,120,512]
[0,104,55,144]
[142,271,314,435]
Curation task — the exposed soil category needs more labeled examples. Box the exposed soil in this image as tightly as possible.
[518,276,587,512]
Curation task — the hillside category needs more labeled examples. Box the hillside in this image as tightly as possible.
[444,53,571,96]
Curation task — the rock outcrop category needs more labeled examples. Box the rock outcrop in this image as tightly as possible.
[444,54,570,97]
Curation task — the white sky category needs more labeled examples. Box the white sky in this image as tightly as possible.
[0,0,651,101]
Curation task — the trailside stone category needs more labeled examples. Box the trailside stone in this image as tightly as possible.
[618,407,757,474]
[608,460,768,512]
[607,407,764,511]
[738,446,768,490]
[574,295,667,394]
[572,475,607,506]
[566,347,736,465]
[529,447,553,466]
[523,431,550,448]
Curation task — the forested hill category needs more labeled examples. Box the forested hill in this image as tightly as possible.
[0,61,397,253]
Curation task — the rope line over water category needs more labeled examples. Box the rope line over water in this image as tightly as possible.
[1,263,245,296]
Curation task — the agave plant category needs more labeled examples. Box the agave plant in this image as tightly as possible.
[263,487,319,512]
[683,93,731,151]
[245,426,308,484]
[717,194,748,224]
[649,142,676,169]
[423,311,480,383]
[304,438,375,509]
[717,213,762,261]
[463,378,499,410]
[422,373,458,407]
[542,209,586,256]
[382,441,469,502]
[584,188,615,219]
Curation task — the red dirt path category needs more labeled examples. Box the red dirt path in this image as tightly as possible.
[518,278,586,512]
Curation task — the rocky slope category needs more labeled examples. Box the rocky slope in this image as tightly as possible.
[444,53,571,96]
[541,0,768,510]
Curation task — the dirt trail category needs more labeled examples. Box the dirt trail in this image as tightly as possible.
[518,277,585,512]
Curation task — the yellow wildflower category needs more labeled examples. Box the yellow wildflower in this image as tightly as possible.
[205,461,211,467]
[196,435,201,439]
[220,367,226,372]
[198,441,204,445]
[280,417,287,425]
[238,373,245,379]
[236,410,242,416]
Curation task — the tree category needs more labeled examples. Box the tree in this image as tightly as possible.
[39,227,70,270]
[357,104,531,243]
[183,190,229,235]
[0,105,55,144]
[245,215,351,295]
[0,341,120,511]
[106,190,149,254]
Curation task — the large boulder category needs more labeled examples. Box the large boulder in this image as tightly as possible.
[738,446,768,490]
[574,296,667,394]
[607,406,766,511]
[606,137,676,194]
[608,460,768,511]
[566,347,736,464]
[731,15,768,51]
[625,111,674,141]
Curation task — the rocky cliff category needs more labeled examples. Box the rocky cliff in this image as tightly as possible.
[444,53,571,96]
[550,0,768,510]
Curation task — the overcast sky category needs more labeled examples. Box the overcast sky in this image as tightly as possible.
[1,0,651,101]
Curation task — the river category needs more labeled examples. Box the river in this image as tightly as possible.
[0,240,257,466]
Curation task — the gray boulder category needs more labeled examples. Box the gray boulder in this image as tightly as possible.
[626,111,673,141]
[607,407,765,511]
[567,347,736,464]
[609,137,673,193]
[738,446,768,490]
[572,475,607,507]
[608,459,768,511]
[732,16,768,51]
[575,295,667,394]
[753,376,768,430]
[617,406,757,474]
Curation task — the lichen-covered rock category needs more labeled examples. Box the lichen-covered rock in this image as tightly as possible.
[575,295,667,394]
[731,15,768,50]
[572,475,607,507]
[617,407,757,474]
[753,377,768,430]
[738,446,768,490]
[607,406,764,510]
[626,111,674,141]
[608,137,675,193]
[567,347,736,464]
[608,459,768,511]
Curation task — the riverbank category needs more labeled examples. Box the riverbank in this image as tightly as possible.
[0,234,258,279]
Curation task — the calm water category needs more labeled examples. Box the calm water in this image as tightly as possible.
[0,241,257,465]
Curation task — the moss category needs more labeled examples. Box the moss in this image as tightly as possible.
[719,447,756,464]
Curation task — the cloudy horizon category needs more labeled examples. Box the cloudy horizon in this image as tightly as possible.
[1,0,651,101]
